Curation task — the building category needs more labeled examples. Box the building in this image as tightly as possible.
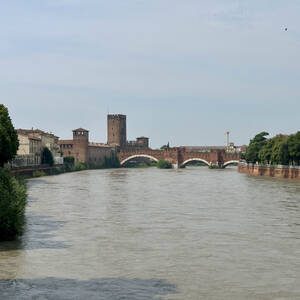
[16,129,60,158]
[126,136,149,150]
[11,129,61,167]
[59,128,113,166]
[182,143,246,153]
[59,114,149,166]
[107,114,127,148]
[107,114,149,150]
[12,133,42,167]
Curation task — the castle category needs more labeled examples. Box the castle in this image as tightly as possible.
[59,114,149,166]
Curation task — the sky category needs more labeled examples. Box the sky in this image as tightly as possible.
[1,0,300,148]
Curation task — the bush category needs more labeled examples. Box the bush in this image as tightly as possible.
[0,169,27,241]
[54,167,64,175]
[209,164,219,169]
[71,162,87,172]
[157,159,172,169]
[125,162,149,168]
[32,170,46,178]
[64,156,75,165]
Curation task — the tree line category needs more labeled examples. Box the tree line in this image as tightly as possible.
[245,131,300,165]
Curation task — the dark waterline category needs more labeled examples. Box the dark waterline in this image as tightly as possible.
[0,167,299,299]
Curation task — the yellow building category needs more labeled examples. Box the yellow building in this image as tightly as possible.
[11,129,61,167]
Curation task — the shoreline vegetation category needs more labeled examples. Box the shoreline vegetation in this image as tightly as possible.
[125,160,173,169]
[29,154,121,178]
[0,168,27,241]
[238,131,300,180]
[245,131,300,166]
[0,105,27,241]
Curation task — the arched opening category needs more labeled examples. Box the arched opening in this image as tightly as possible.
[181,158,210,168]
[121,155,159,168]
[223,160,239,168]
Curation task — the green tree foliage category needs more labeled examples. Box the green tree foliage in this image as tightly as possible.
[157,159,172,169]
[258,138,275,164]
[160,142,170,150]
[0,168,27,241]
[63,156,75,165]
[71,162,86,171]
[41,147,54,166]
[270,137,289,165]
[287,132,300,165]
[252,131,269,143]
[246,131,300,166]
[245,132,269,163]
[0,105,19,167]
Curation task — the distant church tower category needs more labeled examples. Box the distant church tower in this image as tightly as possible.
[107,114,127,148]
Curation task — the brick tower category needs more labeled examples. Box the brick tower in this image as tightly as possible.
[73,128,89,163]
[107,114,127,148]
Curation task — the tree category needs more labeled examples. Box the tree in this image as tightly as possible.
[160,142,170,150]
[245,132,269,163]
[41,147,54,166]
[0,105,19,167]
[258,138,275,164]
[0,168,27,240]
[287,132,300,165]
[252,131,269,143]
[271,137,289,165]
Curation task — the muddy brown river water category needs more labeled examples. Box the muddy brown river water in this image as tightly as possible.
[0,167,300,299]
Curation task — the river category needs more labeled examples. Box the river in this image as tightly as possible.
[0,167,300,299]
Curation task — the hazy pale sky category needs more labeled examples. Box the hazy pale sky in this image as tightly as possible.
[1,0,300,148]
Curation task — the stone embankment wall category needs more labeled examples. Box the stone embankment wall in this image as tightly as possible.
[10,165,65,178]
[238,162,300,180]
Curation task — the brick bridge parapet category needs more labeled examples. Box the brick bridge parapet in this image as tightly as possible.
[118,147,241,168]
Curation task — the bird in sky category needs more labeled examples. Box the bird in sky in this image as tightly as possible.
[285,28,288,31]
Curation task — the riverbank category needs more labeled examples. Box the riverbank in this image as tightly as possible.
[10,165,66,178]
[238,162,300,180]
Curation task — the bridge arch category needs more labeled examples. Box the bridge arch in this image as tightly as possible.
[181,158,210,167]
[223,160,240,168]
[120,154,159,166]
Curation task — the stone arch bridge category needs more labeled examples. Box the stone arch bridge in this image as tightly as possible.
[118,148,240,168]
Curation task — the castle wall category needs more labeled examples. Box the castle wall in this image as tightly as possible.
[87,146,113,167]
[60,142,74,157]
